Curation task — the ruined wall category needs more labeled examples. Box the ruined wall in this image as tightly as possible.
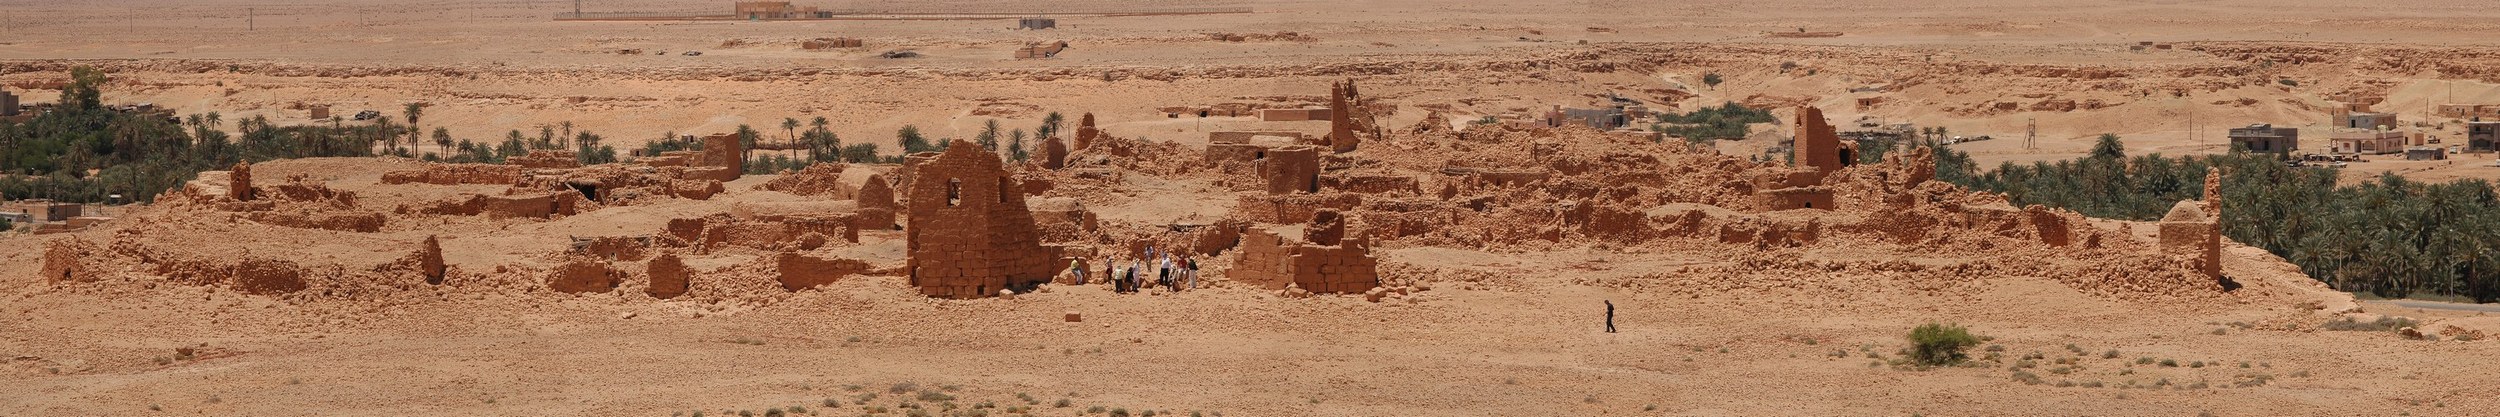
[549,258,623,293]
[775,252,873,291]
[228,161,254,201]
[855,173,898,229]
[2158,201,2222,278]
[1030,197,1100,242]
[1259,145,1321,195]
[1211,131,1307,144]
[904,142,1057,298]
[1792,106,1848,177]
[381,164,524,185]
[646,252,689,299]
[1324,80,1361,153]
[1042,135,1069,169]
[1753,186,1835,211]
[246,211,386,232]
[418,235,446,285]
[1321,174,1419,195]
[1074,113,1101,150]
[1233,192,1364,224]
[508,150,582,169]
[1231,225,1380,293]
[697,133,745,181]
[1258,108,1329,122]
[483,193,558,219]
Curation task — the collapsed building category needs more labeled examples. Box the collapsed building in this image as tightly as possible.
[904,141,1059,298]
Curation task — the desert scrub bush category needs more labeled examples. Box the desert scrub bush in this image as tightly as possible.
[2159,359,2179,367]
[2010,370,2044,385]
[2322,316,2417,332]
[2103,350,2121,359]
[888,383,919,394]
[1907,323,1982,367]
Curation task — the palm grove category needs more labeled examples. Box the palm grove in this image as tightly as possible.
[1905,134,2500,303]
[0,66,1064,205]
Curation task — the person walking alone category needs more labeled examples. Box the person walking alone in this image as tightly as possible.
[1604,300,1617,333]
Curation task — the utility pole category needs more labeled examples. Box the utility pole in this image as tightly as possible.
[576,0,585,18]
[248,8,255,31]
[2025,117,2037,150]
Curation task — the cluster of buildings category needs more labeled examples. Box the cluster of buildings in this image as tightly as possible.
[2226,101,2500,160]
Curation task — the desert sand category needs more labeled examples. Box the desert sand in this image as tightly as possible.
[6,1,2500,416]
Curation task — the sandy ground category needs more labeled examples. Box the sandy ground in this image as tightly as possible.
[6,1,2500,416]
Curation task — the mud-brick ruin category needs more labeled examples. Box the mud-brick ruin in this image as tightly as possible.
[1231,210,1380,293]
[29,75,2258,307]
[2160,168,2227,279]
[905,141,1059,298]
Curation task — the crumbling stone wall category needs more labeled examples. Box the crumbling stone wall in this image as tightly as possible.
[646,252,689,299]
[549,258,623,293]
[855,174,898,229]
[1324,80,1362,153]
[483,193,558,219]
[229,161,254,201]
[246,211,386,232]
[1231,223,1380,293]
[1030,197,1100,242]
[1259,145,1321,195]
[1074,113,1102,151]
[508,150,582,169]
[775,252,873,291]
[905,142,1057,298]
[1233,192,1363,223]
[1040,135,1070,169]
[1753,186,1835,210]
[694,133,745,181]
[1792,106,1851,178]
[418,235,446,284]
[382,163,524,185]
[1321,173,1418,195]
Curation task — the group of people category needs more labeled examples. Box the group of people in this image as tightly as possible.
[1067,245,1200,294]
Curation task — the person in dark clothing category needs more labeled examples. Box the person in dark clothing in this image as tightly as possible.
[1605,300,1617,333]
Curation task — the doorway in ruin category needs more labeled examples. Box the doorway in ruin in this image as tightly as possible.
[567,182,600,203]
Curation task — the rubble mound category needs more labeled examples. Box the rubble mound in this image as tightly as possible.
[758,163,855,197]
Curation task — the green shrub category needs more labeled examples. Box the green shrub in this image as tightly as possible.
[1907,323,1982,366]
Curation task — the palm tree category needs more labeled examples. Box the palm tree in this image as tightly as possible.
[432,127,454,156]
[559,121,575,145]
[781,117,801,159]
[403,103,425,152]
[1040,112,1065,138]
[374,115,396,155]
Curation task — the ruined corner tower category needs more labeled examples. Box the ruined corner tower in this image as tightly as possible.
[1074,113,1101,151]
[1791,105,1852,177]
[1324,80,1363,153]
[904,141,1057,298]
